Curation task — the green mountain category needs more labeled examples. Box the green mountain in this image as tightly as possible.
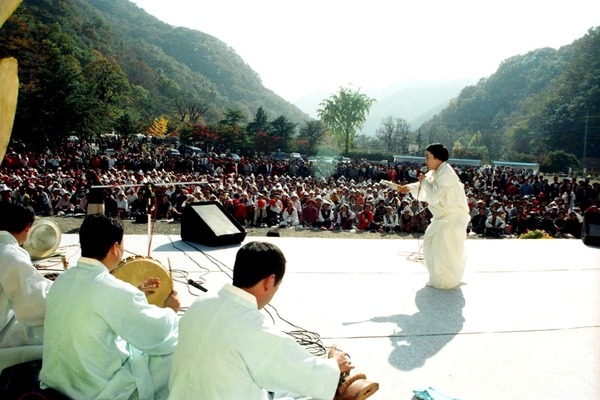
[417,27,600,170]
[0,0,308,148]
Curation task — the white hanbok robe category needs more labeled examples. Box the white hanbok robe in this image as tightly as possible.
[406,162,470,289]
[0,230,51,349]
[169,284,340,400]
[0,231,52,370]
[40,257,178,400]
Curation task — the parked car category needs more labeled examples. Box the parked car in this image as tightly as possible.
[272,152,288,161]
[180,145,204,157]
[166,148,181,156]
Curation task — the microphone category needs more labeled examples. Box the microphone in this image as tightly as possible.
[188,279,208,292]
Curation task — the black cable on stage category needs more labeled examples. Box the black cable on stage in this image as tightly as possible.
[170,239,340,357]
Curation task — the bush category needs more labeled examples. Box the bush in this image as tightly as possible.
[519,229,553,239]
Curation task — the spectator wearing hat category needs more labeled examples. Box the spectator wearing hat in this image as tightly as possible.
[231,195,248,226]
[336,203,356,231]
[54,189,75,216]
[316,201,335,230]
[115,191,129,219]
[0,184,13,204]
[400,207,413,233]
[382,206,400,233]
[279,200,300,228]
[49,187,62,212]
[267,194,283,227]
[253,198,269,227]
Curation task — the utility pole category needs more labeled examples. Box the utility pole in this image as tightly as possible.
[582,110,589,176]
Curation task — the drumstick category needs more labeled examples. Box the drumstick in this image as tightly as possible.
[167,257,173,280]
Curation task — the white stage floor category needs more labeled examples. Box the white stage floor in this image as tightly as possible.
[47,234,600,400]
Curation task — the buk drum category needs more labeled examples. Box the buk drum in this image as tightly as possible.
[23,218,62,259]
[112,255,173,307]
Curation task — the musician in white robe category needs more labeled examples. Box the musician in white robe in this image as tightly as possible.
[169,241,353,400]
[0,203,51,352]
[40,214,180,399]
[398,144,470,289]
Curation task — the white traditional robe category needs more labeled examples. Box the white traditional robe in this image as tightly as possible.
[0,230,51,349]
[40,257,178,399]
[169,284,340,400]
[406,162,470,289]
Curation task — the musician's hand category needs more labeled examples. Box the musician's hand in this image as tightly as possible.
[334,351,355,374]
[164,290,181,313]
[138,278,160,295]
[398,185,410,194]
[418,173,426,183]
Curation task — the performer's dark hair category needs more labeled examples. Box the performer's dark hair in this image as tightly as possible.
[0,202,35,233]
[233,241,286,288]
[79,214,123,259]
[426,143,449,162]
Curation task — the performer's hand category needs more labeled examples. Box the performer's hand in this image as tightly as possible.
[164,290,181,313]
[418,173,426,183]
[138,277,160,295]
[398,185,410,194]
[334,352,354,374]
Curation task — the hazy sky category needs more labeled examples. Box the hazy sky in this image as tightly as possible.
[130,0,599,103]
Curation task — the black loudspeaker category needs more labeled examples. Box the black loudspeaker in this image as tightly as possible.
[181,201,247,247]
[582,211,600,247]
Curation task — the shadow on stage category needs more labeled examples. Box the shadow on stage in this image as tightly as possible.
[370,286,465,371]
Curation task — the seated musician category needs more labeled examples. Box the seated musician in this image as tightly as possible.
[40,214,180,399]
[0,203,52,352]
[169,241,377,400]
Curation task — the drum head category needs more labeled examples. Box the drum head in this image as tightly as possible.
[0,57,19,163]
[112,256,173,307]
[23,218,61,259]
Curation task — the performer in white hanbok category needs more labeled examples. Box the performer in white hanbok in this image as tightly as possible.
[169,241,355,400]
[398,144,470,289]
[40,214,180,400]
[0,203,51,350]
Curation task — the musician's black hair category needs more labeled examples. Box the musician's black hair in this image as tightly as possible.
[233,241,286,288]
[426,143,449,162]
[0,202,35,233]
[79,214,123,260]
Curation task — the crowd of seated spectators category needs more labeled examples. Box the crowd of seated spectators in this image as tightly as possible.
[1,140,598,239]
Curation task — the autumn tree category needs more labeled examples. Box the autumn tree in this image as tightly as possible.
[147,117,168,138]
[317,86,375,154]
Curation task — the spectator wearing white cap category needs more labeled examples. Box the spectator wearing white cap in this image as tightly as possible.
[54,189,75,216]
[115,190,129,219]
[0,184,12,204]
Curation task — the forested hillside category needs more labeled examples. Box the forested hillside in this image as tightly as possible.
[418,27,599,172]
[0,0,307,150]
